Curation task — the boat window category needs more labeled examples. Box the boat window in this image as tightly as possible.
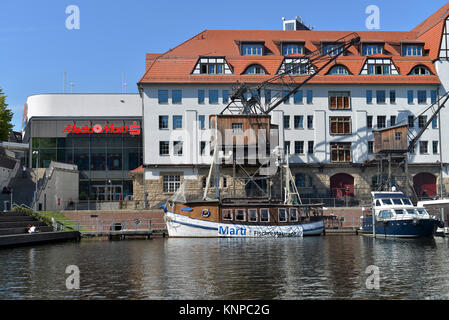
[260,209,270,222]
[402,199,412,205]
[382,199,393,205]
[406,209,417,215]
[392,199,403,205]
[278,209,287,222]
[379,210,392,219]
[289,208,299,222]
[222,209,233,221]
[235,209,246,222]
[418,209,427,215]
[376,200,381,207]
[395,209,405,215]
[248,209,258,222]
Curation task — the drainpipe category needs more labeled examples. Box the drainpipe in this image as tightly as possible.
[438,87,445,225]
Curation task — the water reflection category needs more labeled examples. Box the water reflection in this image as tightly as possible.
[0,236,448,300]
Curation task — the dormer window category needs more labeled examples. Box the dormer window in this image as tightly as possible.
[402,45,423,56]
[328,65,349,75]
[323,43,343,56]
[243,64,267,75]
[410,66,431,75]
[241,43,263,56]
[282,43,304,55]
[278,58,314,75]
[191,57,233,75]
[360,58,399,75]
[363,44,383,56]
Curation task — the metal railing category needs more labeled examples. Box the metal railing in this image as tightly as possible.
[70,218,166,233]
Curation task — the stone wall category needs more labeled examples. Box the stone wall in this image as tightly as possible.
[131,164,448,209]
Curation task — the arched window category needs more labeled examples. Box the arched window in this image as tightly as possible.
[243,64,267,75]
[410,66,431,75]
[413,173,437,198]
[328,65,350,75]
[330,173,354,198]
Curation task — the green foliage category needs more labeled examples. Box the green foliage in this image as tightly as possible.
[0,88,13,141]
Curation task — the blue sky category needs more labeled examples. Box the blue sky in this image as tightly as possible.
[1,0,448,131]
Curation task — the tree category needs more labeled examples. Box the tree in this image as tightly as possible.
[0,88,13,142]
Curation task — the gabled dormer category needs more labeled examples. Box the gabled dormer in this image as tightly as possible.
[360,58,399,75]
[191,57,233,75]
[278,58,315,75]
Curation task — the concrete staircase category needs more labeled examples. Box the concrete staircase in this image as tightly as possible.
[0,168,36,211]
[0,211,80,248]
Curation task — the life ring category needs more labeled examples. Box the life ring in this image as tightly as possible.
[201,209,211,218]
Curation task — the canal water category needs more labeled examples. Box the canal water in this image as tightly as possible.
[1,236,449,300]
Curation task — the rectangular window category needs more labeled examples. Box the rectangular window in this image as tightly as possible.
[408,90,414,104]
[433,141,439,154]
[283,44,303,55]
[200,141,207,155]
[242,43,263,56]
[420,141,429,154]
[172,90,182,104]
[307,116,314,129]
[418,116,427,128]
[278,209,287,222]
[408,116,415,128]
[232,123,243,134]
[222,209,233,221]
[368,141,374,154]
[330,117,351,135]
[198,90,205,104]
[390,90,396,104]
[390,116,397,126]
[283,90,290,104]
[294,116,304,129]
[403,45,423,56]
[248,209,258,222]
[284,115,290,129]
[376,90,386,104]
[260,209,270,222]
[395,132,402,141]
[159,141,169,156]
[235,209,246,222]
[173,141,183,156]
[308,141,314,154]
[431,90,437,104]
[173,115,183,129]
[265,89,271,104]
[158,90,168,104]
[432,116,438,129]
[294,91,303,104]
[159,116,169,129]
[209,90,219,104]
[223,90,229,104]
[377,116,386,129]
[331,143,352,163]
[366,90,373,104]
[306,90,313,104]
[198,115,205,129]
[289,208,299,222]
[363,44,383,56]
[295,141,304,155]
[418,90,427,104]
[329,91,350,109]
[323,44,343,56]
[367,116,373,129]
[163,175,181,193]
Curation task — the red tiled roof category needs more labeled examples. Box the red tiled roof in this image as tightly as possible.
[130,165,144,174]
[139,5,448,86]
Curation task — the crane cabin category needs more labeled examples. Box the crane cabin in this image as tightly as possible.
[373,124,409,154]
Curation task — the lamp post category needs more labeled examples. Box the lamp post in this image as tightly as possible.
[32,150,39,211]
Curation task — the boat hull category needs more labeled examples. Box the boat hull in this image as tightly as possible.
[164,211,325,238]
[361,217,438,238]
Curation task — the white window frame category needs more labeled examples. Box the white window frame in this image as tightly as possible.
[235,209,246,222]
[222,209,233,221]
[248,209,258,222]
[260,208,270,222]
[289,208,299,222]
[278,208,288,223]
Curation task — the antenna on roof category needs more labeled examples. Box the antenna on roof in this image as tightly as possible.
[122,72,127,94]
[63,72,67,94]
